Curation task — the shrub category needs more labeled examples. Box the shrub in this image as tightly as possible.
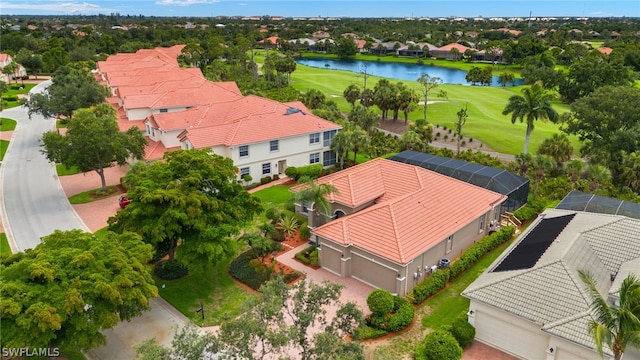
[386,296,415,332]
[411,269,450,304]
[299,222,310,240]
[242,174,253,183]
[469,138,473,143]
[309,248,319,266]
[296,164,323,180]
[367,289,394,316]
[513,198,548,222]
[229,250,273,290]
[154,259,188,280]
[260,176,272,185]
[272,174,279,180]
[3,95,18,102]
[352,325,388,340]
[285,166,298,180]
[265,208,282,223]
[269,230,285,242]
[416,329,462,360]
[448,226,515,279]
[294,246,319,266]
[449,318,476,349]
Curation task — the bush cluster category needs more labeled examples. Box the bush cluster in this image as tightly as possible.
[448,318,476,349]
[3,95,18,102]
[448,226,515,279]
[367,292,415,333]
[284,164,323,181]
[229,250,302,291]
[415,329,462,360]
[411,268,450,304]
[367,289,394,316]
[294,246,319,267]
[153,259,188,280]
[513,198,548,222]
[299,222,310,240]
[260,176,272,185]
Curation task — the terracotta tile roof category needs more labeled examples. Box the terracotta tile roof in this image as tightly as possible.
[0,54,11,62]
[308,159,506,264]
[437,43,475,52]
[144,138,180,160]
[596,47,613,55]
[180,96,340,147]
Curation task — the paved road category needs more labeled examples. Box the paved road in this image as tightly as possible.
[0,81,89,252]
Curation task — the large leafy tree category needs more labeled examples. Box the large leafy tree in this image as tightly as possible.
[0,230,157,352]
[561,86,640,185]
[108,149,262,267]
[219,277,364,360]
[41,103,147,191]
[27,65,108,118]
[559,52,633,103]
[335,36,359,59]
[502,82,559,154]
[579,271,640,360]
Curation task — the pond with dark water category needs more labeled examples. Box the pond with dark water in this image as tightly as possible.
[296,58,523,87]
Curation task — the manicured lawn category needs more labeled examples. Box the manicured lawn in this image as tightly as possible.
[252,184,294,206]
[0,140,8,161]
[68,185,120,204]
[156,257,256,326]
[1,118,17,131]
[0,233,12,256]
[421,236,517,329]
[56,164,81,176]
[1,83,35,109]
[284,57,578,155]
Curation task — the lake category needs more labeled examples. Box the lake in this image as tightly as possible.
[296,58,522,87]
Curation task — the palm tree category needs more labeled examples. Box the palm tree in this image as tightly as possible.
[537,133,574,168]
[502,82,559,154]
[578,271,640,360]
[620,151,640,193]
[401,130,423,151]
[585,164,612,193]
[293,177,339,228]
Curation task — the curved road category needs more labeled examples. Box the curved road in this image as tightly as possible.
[0,80,88,252]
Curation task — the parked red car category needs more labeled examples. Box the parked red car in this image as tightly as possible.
[118,195,131,209]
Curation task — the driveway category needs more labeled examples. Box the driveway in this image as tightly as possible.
[0,84,189,360]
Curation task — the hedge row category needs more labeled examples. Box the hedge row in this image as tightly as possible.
[351,325,387,340]
[284,164,323,181]
[154,259,188,280]
[448,226,515,279]
[411,268,450,305]
[513,199,548,222]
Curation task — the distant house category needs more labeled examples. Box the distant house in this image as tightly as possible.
[95,46,340,181]
[430,43,477,60]
[258,36,280,48]
[596,47,613,55]
[464,209,640,360]
[292,158,506,296]
[0,54,27,82]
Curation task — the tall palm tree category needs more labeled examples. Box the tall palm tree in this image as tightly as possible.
[502,82,559,154]
[293,177,339,228]
[578,271,640,360]
[537,133,574,168]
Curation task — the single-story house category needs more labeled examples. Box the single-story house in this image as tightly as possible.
[292,158,506,296]
[430,43,477,60]
[463,209,640,360]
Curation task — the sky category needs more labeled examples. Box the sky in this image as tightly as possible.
[0,0,638,18]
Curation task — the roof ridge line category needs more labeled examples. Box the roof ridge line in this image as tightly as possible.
[388,204,405,263]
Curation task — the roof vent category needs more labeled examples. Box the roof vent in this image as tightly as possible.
[285,107,306,116]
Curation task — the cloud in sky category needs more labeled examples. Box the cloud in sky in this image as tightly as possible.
[0,1,113,14]
[155,0,219,6]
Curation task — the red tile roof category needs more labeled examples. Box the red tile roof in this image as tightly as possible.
[305,159,506,264]
[180,96,340,147]
[597,47,613,55]
[437,43,475,52]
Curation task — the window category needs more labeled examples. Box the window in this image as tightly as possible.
[270,140,279,152]
[262,163,271,175]
[159,108,168,113]
[309,153,320,164]
[309,132,320,145]
[239,167,250,179]
[239,145,249,157]
[323,130,337,146]
[301,200,309,214]
[479,214,486,233]
[145,123,152,136]
[446,236,453,254]
[323,150,337,166]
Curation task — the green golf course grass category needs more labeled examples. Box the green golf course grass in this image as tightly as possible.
[260,52,578,155]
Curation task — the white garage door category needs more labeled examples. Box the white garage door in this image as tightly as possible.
[475,310,547,360]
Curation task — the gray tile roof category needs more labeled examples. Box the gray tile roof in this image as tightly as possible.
[463,209,640,352]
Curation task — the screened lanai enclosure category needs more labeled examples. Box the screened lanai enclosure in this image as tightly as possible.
[556,190,640,219]
[389,150,529,214]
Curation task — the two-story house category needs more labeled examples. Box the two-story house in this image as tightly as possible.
[95,46,340,177]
